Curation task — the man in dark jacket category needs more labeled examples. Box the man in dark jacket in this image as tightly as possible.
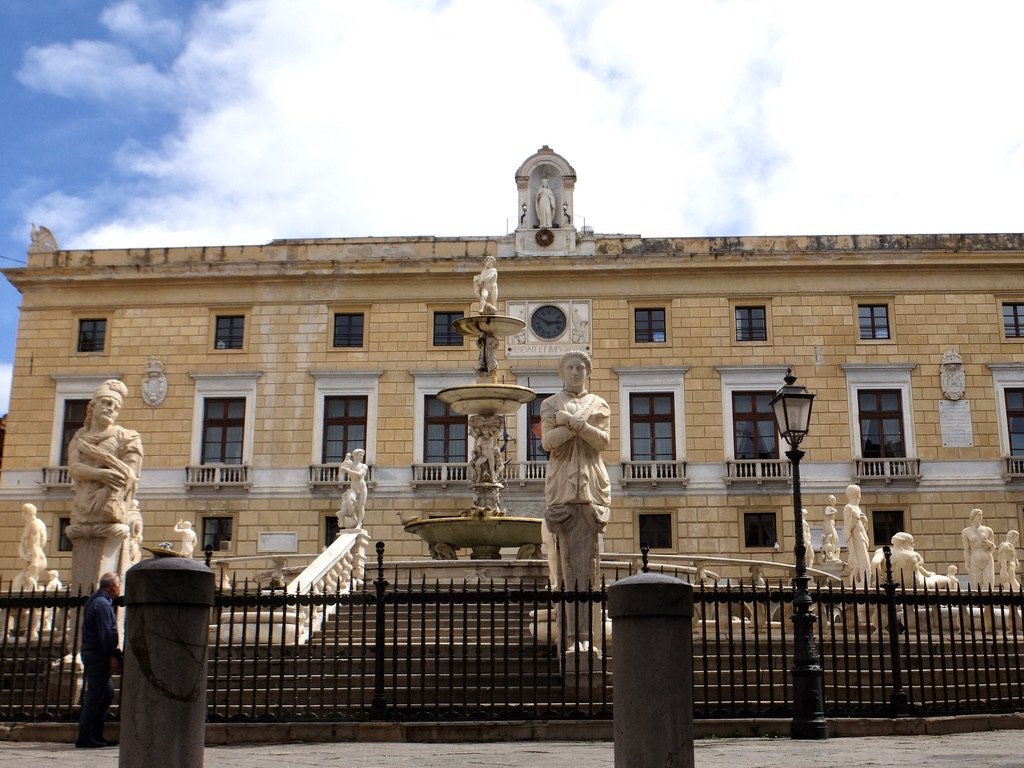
[76,571,122,748]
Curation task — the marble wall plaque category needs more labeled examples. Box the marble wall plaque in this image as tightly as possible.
[257,532,298,553]
[939,399,974,448]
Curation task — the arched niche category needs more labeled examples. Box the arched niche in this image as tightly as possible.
[515,146,577,230]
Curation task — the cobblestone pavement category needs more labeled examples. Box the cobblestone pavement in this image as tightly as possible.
[3,731,1024,768]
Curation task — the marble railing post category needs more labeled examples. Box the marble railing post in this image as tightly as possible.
[608,571,694,768]
[119,557,214,768]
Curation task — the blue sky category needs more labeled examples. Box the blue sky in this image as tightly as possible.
[3,0,1024,415]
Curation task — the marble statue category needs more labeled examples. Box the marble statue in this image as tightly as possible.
[800,509,813,564]
[42,570,63,631]
[476,333,499,378]
[821,495,841,564]
[998,530,1020,591]
[337,449,369,529]
[28,223,58,253]
[15,503,47,590]
[541,351,611,596]
[541,351,611,658]
[469,414,504,488]
[962,508,996,589]
[174,520,198,559]
[65,379,144,595]
[536,178,556,228]
[843,484,872,588]
[884,532,933,588]
[473,256,499,315]
[127,501,144,567]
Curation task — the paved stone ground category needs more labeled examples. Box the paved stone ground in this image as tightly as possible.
[3,732,1024,768]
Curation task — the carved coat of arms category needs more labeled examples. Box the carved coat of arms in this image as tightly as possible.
[142,358,168,407]
[940,349,965,401]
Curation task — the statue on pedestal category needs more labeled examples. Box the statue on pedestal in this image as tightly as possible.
[820,495,841,564]
[542,351,610,653]
[843,484,871,588]
[962,507,996,589]
[66,380,143,592]
[174,520,197,559]
[998,530,1020,591]
[14,503,47,591]
[337,449,369,529]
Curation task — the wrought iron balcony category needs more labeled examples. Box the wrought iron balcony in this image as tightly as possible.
[185,463,251,490]
[724,459,791,486]
[619,460,687,487]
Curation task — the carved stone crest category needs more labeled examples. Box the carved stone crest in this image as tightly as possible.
[142,357,168,406]
[940,348,965,401]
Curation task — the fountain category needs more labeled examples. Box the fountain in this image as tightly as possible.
[403,256,543,560]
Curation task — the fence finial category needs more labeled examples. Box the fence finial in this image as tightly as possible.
[640,541,650,573]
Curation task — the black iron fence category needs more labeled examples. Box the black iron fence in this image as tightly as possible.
[3,546,1024,723]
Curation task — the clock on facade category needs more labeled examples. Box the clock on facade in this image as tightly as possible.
[530,304,567,340]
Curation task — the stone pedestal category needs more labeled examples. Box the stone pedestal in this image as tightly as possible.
[120,557,214,768]
[608,572,694,768]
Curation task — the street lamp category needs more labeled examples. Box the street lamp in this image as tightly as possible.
[770,368,828,740]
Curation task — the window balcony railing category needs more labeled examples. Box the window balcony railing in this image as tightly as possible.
[410,463,469,489]
[1005,456,1024,481]
[854,457,921,484]
[504,461,548,485]
[724,459,791,486]
[41,466,72,489]
[619,460,687,487]
[185,464,251,490]
[308,463,376,491]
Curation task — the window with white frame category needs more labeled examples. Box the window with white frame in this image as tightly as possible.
[411,370,474,464]
[309,370,381,465]
[989,364,1024,457]
[189,372,261,466]
[717,365,789,460]
[512,368,562,469]
[615,367,688,465]
[842,364,916,459]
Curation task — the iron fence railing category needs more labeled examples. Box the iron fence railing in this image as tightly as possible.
[4,546,1024,723]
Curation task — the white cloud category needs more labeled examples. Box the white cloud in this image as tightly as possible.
[17,39,175,105]
[18,0,1024,255]
[100,0,182,50]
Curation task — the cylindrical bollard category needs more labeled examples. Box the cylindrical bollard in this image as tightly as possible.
[608,572,694,768]
[119,557,215,768]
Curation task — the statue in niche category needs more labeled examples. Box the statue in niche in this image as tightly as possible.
[15,503,47,591]
[174,519,198,559]
[843,484,872,588]
[998,530,1020,591]
[536,178,556,228]
[961,507,997,588]
[820,495,841,564]
[940,348,965,401]
[68,380,143,526]
[337,449,369,529]
[473,255,499,315]
[542,350,611,598]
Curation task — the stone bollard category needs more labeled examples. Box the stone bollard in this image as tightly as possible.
[119,556,214,768]
[608,572,694,768]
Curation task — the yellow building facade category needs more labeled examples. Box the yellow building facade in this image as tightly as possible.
[3,149,1024,583]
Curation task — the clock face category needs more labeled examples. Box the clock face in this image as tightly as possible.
[531,305,567,340]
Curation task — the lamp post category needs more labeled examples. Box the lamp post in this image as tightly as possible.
[770,369,828,740]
